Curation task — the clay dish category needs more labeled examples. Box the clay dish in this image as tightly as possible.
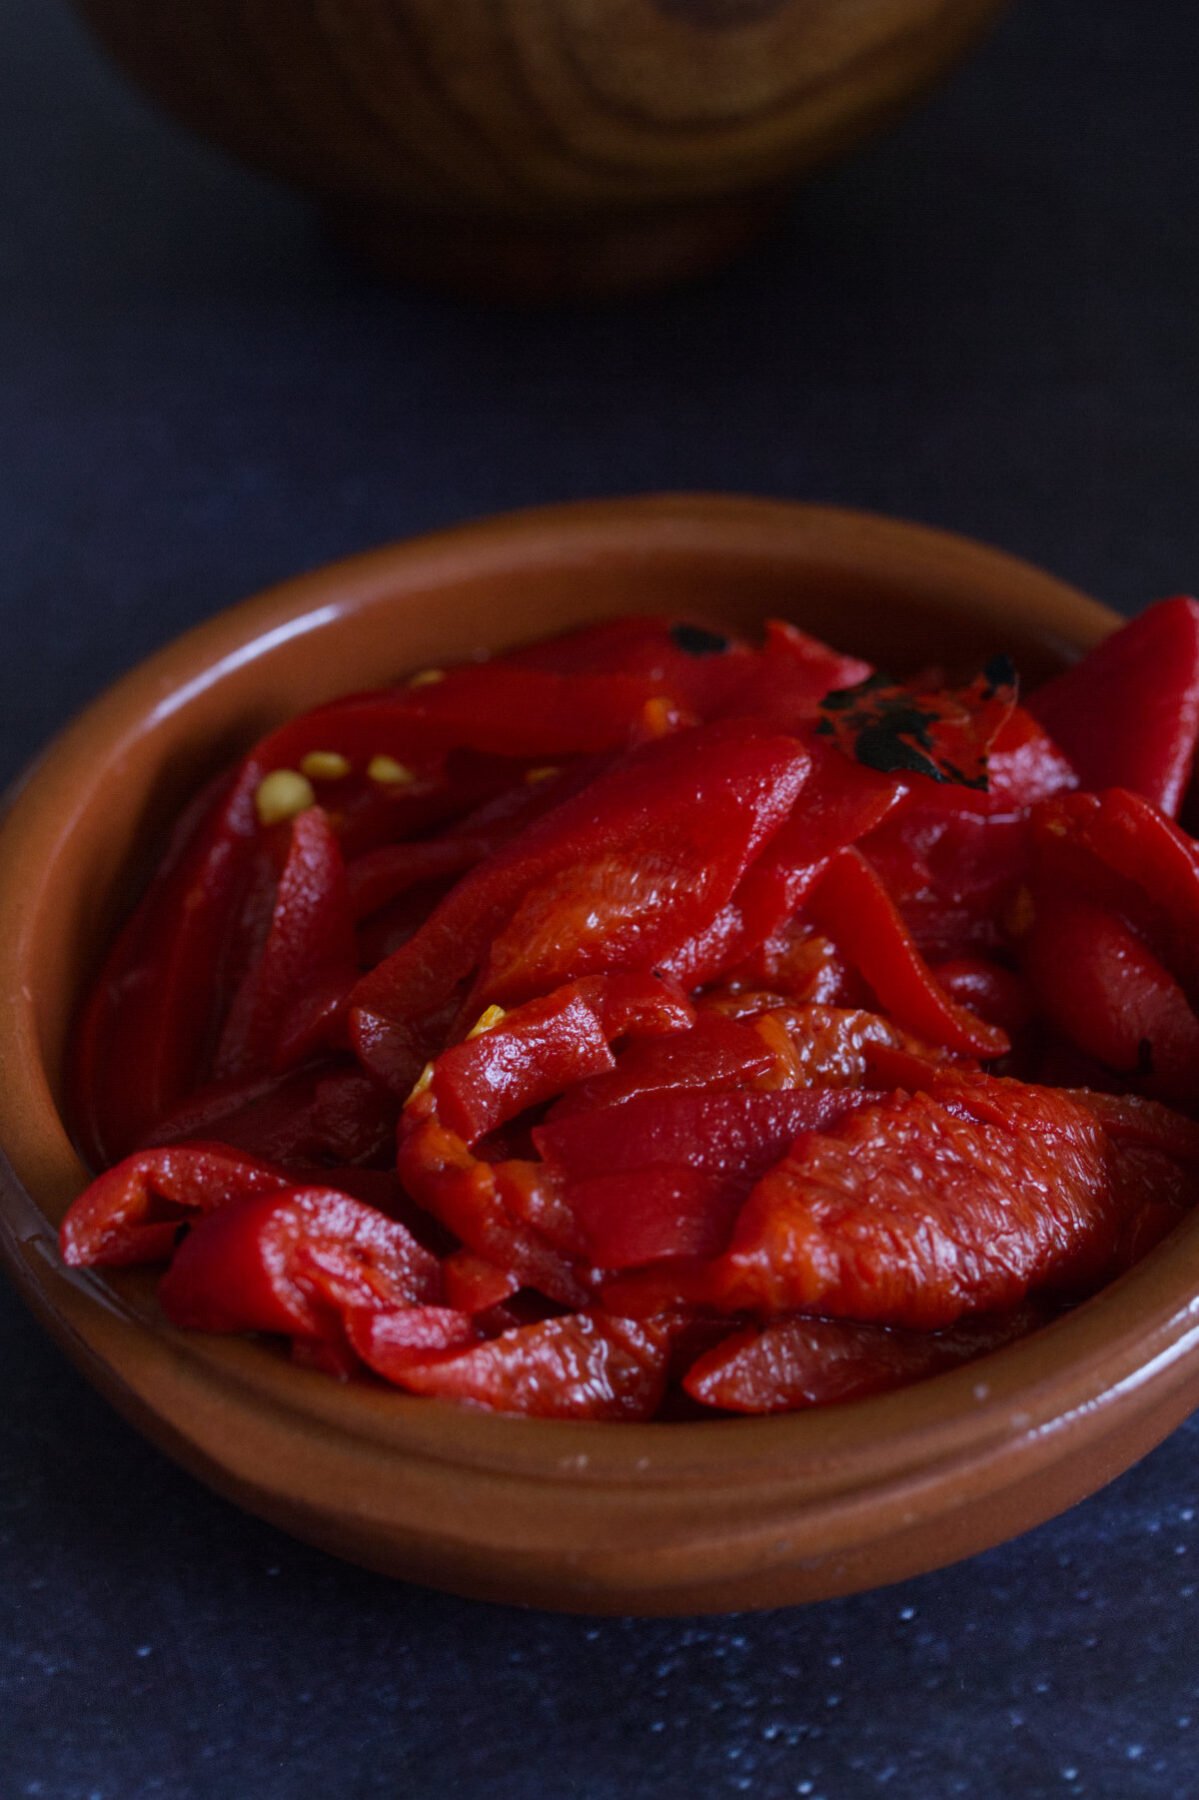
[71,0,1007,298]
[3,496,1198,1614]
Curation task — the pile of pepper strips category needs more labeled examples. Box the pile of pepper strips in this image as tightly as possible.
[60,602,1199,1418]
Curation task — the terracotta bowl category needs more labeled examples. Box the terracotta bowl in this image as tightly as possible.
[3,496,1199,1615]
[70,0,1007,298]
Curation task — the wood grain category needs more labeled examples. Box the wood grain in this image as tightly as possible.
[73,0,1007,294]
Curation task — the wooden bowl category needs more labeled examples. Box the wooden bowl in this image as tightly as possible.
[4,496,1199,1615]
[70,0,1007,298]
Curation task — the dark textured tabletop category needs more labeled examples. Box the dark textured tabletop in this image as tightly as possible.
[5,2,1199,1795]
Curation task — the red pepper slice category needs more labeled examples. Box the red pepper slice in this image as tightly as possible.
[681,1304,1050,1413]
[397,975,694,1303]
[928,957,1034,1036]
[142,1059,399,1169]
[665,741,907,988]
[215,807,357,1079]
[714,619,872,728]
[1020,888,1199,1106]
[384,1312,672,1420]
[1031,788,1199,1000]
[984,706,1077,807]
[501,615,757,717]
[546,1011,779,1120]
[381,665,693,757]
[534,1087,881,1183]
[605,1075,1190,1327]
[743,1002,960,1088]
[804,850,1010,1058]
[567,1167,745,1269]
[351,719,809,1091]
[345,1304,478,1380]
[441,1251,520,1315]
[1029,597,1199,817]
[427,974,695,1143]
[815,661,1017,790]
[59,1141,293,1268]
[70,770,263,1164]
[157,1187,441,1337]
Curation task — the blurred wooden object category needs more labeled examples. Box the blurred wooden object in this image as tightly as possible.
[73,0,1007,297]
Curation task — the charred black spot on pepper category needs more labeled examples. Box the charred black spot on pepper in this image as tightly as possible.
[817,664,1016,790]
[982,653,1017,699]
[851,726,948,783]
[822,673,890,710]
[670,623,730,657]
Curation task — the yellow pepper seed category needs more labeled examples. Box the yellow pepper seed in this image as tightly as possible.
[405,1062,435,1106]
[367,755,416,786]
[642,695,677,738]
[299,751,351,782]
[525,765,560,785]
[254,769,315,826]
[408,668,445,688]
[466,1004,508,1040]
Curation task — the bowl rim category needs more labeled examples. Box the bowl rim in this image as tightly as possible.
[4,493,1198,1609]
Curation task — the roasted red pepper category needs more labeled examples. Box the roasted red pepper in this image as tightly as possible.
[1029,597,1199,817]
[351,718,810,1091]
[158,1187,441,1339]
[603,1073,1191,1327]
[58,604,1199,1418]
[682,1304,1050,1413]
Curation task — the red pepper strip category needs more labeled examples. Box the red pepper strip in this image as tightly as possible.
[1029,597,1199,817]
[347,837,496,922]
[345,1305,478,1380]
[350,720,809,1091]
[398,1105,585,1305]
[546,1011,779,1121]
[428,974,695,1143]
[713,619,872,728]
[347,757,616,927]
[441,1251,520,1314]
[157,1187,441,1337]
[664,743,904,988]
[214,807,357,1079]
[143,1059,399,1169]
[1020,889,1199,1107]
[534,1088,882,1183]
[568,1167,745,1269]
[382,1312,672,1420]
[744,1004,958,1089]
[682,1304,1050,1413]
[71,709,486,1162]
[1031,789,1199,999]
[501,615,758,718]
[929,957,1033,1036]
[473,724,809,1013]
[605,1076,1189,1328]
[380,666,691,757]
[804,850,1010,1058]
[984,706,1077,807]
[397,976,694,1303]
[59,1142,293,1269]
[815,662,1017,791]
[1063,1087,1199,1164]
[717,930,866,1009]
[70,769,261,1164]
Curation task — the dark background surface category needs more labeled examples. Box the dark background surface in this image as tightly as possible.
[4,2,1199,1794]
